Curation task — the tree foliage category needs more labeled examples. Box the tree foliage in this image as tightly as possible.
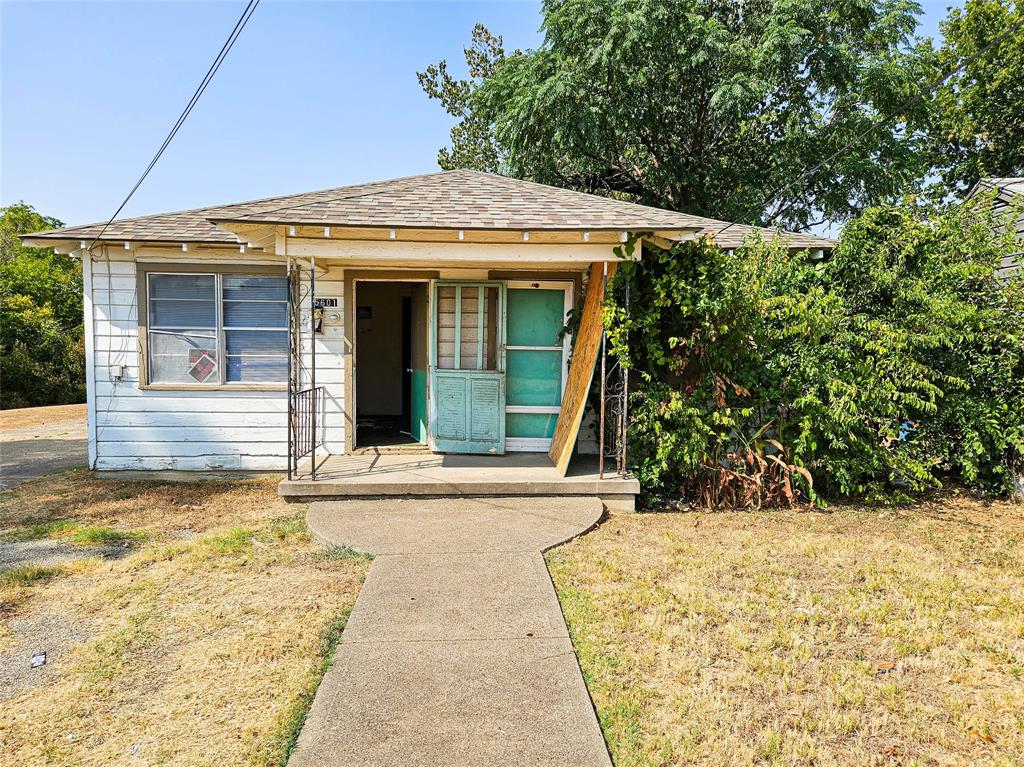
[605,195,1023,506]
[420,0,934,229]
[926,0,1024,193]
[1,203,85,409]
[417,24,508,173]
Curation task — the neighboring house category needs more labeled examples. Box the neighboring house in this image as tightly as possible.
[22,170,833,500]
[967,177,1024,276]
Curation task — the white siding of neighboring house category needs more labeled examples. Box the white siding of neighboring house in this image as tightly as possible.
[991,190,1024,277]
[970,178,1023,277]
[86,247,345,471]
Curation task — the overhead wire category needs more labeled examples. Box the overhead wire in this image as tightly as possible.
[85,0,262,460]
[86,0,261,251]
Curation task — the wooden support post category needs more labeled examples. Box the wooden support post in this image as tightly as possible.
[548,261,616,476]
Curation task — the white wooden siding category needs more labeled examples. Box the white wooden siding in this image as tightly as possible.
[86,248,320,471]
[295,262,345,455]
[81,238,609,471]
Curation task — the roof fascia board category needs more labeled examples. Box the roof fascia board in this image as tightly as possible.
[276,236,630,263]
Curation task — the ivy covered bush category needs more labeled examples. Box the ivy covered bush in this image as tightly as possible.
[605,197,1024,506]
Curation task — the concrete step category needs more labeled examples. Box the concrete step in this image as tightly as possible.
[278,453,638,509]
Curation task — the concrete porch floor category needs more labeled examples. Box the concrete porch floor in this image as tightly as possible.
[278,452,639,505]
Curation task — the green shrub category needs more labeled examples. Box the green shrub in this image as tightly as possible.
[0,202,85,409]
[606,196,1023,506]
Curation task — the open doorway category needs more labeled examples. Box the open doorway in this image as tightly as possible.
[354,281,428,449]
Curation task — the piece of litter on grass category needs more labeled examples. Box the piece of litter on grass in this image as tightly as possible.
[31,652,47,668]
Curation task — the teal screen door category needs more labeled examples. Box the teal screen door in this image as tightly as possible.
[429,281,506,454]
[504,281,572,451]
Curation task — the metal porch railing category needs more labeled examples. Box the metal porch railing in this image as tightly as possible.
[287,255,326,481]
[289,386,324,479]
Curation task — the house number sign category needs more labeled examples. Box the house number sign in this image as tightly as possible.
[313,298,338,308]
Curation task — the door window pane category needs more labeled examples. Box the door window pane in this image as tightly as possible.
[506,412,558,439]
[506,349,562,406]
[436,284,498,370]
[506,289,566,346]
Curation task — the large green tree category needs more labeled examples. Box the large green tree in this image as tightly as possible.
[1,203,85,408]
[420,0,934,230]
[926,0,1024,193]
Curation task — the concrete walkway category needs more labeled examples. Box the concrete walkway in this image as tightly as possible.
[295,497,611,767]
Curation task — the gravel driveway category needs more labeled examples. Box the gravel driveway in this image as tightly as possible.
[1,405,87,489]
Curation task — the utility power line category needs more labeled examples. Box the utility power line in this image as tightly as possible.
[87,0,261,250]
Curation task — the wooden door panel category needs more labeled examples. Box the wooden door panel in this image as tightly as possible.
[434,374,468,442]
[429,281,506,454]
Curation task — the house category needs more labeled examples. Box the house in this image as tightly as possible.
[967,177,1023,276]
[23,170,834,505]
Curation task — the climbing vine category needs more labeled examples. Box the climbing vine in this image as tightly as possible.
[602,196,1024,507]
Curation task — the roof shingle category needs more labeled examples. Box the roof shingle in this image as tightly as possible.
[25,169,836,250]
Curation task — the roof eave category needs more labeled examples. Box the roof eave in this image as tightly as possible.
[18,233,259,251]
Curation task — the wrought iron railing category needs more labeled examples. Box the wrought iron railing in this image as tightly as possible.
[599,275,629,479]
[286,257,325,481]
[289,386,324,479]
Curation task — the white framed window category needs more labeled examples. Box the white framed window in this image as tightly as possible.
[146,272,288,386]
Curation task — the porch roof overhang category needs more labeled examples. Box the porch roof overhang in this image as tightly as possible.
[209,221,703,266]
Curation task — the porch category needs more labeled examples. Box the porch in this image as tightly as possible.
[283,257,638,506]
[277,452,639,508]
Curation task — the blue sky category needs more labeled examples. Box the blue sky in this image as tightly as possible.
[2,0,956,227]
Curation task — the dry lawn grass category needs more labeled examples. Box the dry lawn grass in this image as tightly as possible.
[0,403,86,431]
[547,494,1024,767]
[0,470,369,767]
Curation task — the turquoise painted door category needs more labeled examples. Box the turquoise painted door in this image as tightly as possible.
[429,281,506,454]
[504,282,572,451]
[410,283,429,444]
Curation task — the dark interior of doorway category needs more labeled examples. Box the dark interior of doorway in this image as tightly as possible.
[355,281,428,450]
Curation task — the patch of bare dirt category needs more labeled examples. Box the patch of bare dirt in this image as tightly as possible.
[0,404,86,432]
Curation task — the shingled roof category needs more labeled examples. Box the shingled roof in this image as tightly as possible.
[25,204,242,244]
[24,169,836,250]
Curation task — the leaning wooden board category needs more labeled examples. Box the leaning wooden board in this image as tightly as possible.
[548,261,616,475]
